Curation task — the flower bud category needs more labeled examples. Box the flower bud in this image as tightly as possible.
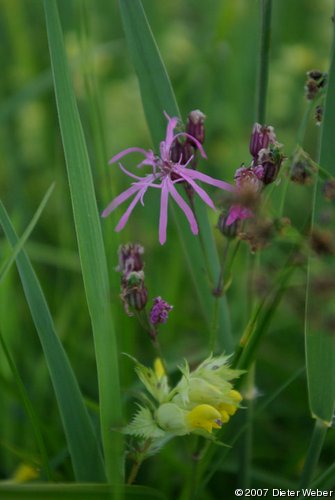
[315,104,323,126]
[217,211,239,238]
[258,145,284,185]
[121,271,148,314]
[170,138,194,164]
[116,243,144,274]
[186,109,206,145]
[249,123,276,159]
[305,70,327,100]
[149,296,173,325]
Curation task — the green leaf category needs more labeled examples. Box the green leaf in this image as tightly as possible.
[118,0,233,351]
[0,200,105,481]
[0,184,54,285]
[0,329,52,480]
[0,484,166,500]
[305,14,335,425]
[44,0,123,482]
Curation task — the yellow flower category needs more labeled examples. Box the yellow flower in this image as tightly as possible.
[12,463,39,483]
[186,404,222,433]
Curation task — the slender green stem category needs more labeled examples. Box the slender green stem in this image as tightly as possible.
[188,193,213,285]
[127,439,152,485]
[256,0,273,124]
[298,418,328,490]
[278,101,314,217]
[210,239,230,352]
[239,365,255,494]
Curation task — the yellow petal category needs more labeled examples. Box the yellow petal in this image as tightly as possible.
[186,404,222,433]
[229,389,242,403]
[154,358,165,379]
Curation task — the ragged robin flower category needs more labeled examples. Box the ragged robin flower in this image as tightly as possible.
[102,113,234,244]
[124,354,243,452]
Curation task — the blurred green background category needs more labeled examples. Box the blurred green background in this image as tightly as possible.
[0,0,334,494]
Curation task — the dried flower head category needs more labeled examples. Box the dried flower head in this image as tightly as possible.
[310,229,335,256]
[305,70,327,100]
[323,180,335,201]
[290,160,315,185]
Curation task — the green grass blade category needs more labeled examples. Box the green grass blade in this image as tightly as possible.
[0,329,52,480]
[0,200,105,482]
[119,0,233,351]
[0,484,166,500]
[44,0,123,483]
[305,14,335,425]
[0,184,54,284]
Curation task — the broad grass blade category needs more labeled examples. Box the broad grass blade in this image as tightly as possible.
[119,0,233,350]
[0,200,105,482]
[305,17,335,425]
[44,0,123,481]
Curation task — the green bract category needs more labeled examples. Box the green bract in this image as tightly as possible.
[124,354,244,453]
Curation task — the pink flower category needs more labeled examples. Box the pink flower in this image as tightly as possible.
[225,166,263,227]
[102,114,234,244]
[225,204,253,226]
[149,296,173,325]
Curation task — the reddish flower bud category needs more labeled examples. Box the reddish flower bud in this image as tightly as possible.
[116,243,144,274]
[249,123,276,159]
[186,110,206,145]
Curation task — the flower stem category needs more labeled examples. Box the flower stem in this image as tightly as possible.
[256,0,273,124]
[210,239,230,352]
[298,418,328,490]
[127,439,152,485]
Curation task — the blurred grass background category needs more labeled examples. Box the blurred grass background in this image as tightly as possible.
[0,0,334,493]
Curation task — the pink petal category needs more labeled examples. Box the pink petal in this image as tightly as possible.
[184,169,235,192]
[101,184,141,217]
[167,179,198,235]
[115,190,144,232]
[160,115,179,159]
[109,147,152,165]
[159,178,170,245]
[175,169,216,209]
[174,132,207,159]
[226,205,253,226]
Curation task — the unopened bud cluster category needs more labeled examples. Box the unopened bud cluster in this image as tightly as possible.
[170,109,206,168]
[117,244,173,330]
[118,244,148,315]
[305,70,327,100]
[219,123,285,233]
[305,70,327,126]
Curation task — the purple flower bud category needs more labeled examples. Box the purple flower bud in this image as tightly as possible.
[186,110,206,145]
[149,297,173,326]
[170,138,194,164]
[121,271,148,314]
[258,145,285,185]
[116,243,144,275]
[217,211,240,238]
[249,123,276,159]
